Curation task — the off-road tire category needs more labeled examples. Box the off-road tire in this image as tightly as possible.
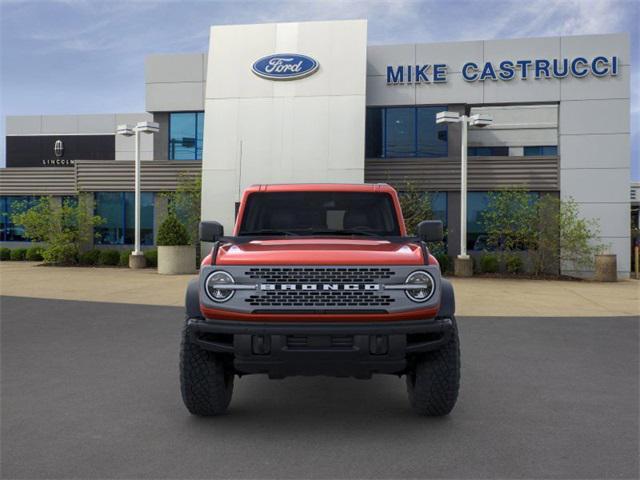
[180,321,234,416]
[406,317,460,416]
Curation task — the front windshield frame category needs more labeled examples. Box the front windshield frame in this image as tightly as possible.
[237,191,402,237]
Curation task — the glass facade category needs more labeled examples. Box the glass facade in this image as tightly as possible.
[0,196,38,242]
[366,106,448,158]
[468,146,509,156]
[430,192,448,227]
[169,112,204,160]
[95,192,154,245]
[467,191,540,251]
[524,145,558,156]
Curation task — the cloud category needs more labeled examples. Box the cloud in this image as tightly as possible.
[1,0,638,175]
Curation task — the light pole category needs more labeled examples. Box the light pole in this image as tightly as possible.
[116,121,159,268]
[436,111,492,276]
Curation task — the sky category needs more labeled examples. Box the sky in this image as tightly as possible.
[1,0,638,178]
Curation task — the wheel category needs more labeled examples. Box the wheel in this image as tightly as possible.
[180,321,234,416]
[406,317,460,416]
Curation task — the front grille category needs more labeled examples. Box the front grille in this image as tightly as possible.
[244,267,395,284]
[246,290,395,307]
[244,267,396,308]
[287,335,354,349]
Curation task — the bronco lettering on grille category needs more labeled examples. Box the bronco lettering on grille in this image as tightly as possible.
[260,284,381,291]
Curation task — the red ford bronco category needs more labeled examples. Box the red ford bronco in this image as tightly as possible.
[181,184,459,416]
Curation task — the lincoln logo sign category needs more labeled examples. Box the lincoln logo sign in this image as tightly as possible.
[386,55,620,84]
[260,283,380,291]
[54,139,64,158]
[252,53,319,80]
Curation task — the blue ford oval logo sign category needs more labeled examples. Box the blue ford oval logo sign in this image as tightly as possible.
[252,53,319,80]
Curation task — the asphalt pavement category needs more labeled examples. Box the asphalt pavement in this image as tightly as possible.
[1,296,638,479]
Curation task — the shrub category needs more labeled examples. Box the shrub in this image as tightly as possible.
[79,249,101,266]
[480,188,537,252]
[0,248,10,261]
[11,196,104,265]
[505,254,524,274]
[99,249,121,266]
[157,214,190,246]
[144,249,158,267]
[163,174,202,244]
[43,244,78,265]
[10,248,27,261]
[119,250,131,267]
[529,196,606,276]
[479,254,499,273]
[25,246,44,261]
[435,253,450,273]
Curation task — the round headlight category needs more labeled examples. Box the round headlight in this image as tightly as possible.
[205,271,235,302]
[405,271,435,303]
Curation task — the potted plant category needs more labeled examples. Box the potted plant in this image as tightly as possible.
[594,246,616,282]
[157,214,195,274]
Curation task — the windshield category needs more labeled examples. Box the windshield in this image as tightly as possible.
[238,191,401,237]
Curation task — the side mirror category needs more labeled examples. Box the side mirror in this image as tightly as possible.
[417,220,443,243]
[199,221,224,242]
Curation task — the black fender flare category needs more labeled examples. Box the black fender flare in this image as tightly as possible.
[437,277,455,319]
[185,278,203,319]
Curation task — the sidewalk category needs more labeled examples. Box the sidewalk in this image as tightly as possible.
[0,262,638,317]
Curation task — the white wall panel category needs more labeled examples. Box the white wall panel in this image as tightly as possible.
[576,202,629,238]
[560,99,629,135]
[366,75,414,106]
[469,128,557,147]
[483,36,561,64]
[483,77,561,103]
[560,168,629,203]
[560,33,630,65]
[146,53,205,83]
[146,82,205,112]
[201,20,367,230]
[41,116,78,134]
[366,44,415,77]
[415,73,483,104]
[560,65,630,101]
[560,134,629,169]
[6,116,42,134]
[77,115,116,134]
[328,95,366,171]
[415,40,483,73]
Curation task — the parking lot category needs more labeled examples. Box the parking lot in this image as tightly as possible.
[1,296,638,479]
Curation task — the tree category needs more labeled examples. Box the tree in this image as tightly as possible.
[398,182,447,258]
[530,195,605,274]
[480,190,605,276]
[11,196,104,265]
[480,188,537,252]
[163,173,201,244]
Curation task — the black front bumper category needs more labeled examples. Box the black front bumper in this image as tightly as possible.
[187,317,453,378]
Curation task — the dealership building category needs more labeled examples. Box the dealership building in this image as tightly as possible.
[0,20,633,277]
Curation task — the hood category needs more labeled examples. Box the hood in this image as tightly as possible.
[216,238,424,266]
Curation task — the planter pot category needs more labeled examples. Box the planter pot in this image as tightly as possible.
[594,254,617,282]
[157,245,196,275]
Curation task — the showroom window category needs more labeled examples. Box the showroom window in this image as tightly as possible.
[94,192,154,245]
[467,191,540,252]
[0,196,39,242]
[169,112,204,160]
[523,146,558,156]
[365,106,448,158]
[468,146,509,156]
[396,191,447,237]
